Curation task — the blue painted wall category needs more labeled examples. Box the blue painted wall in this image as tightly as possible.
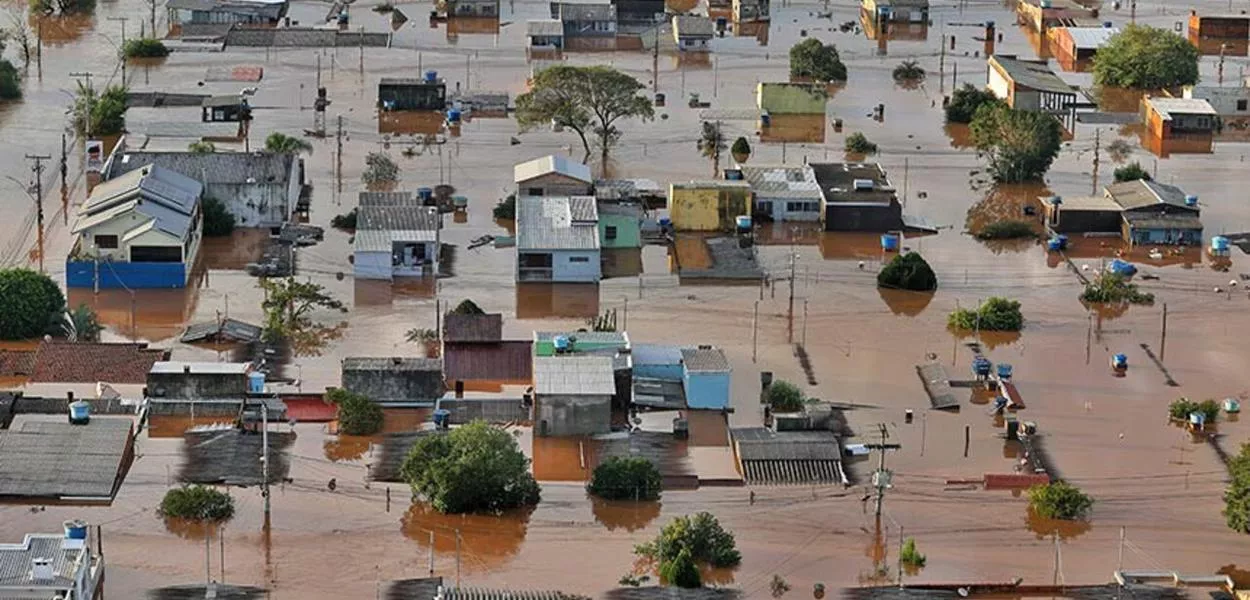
[633,344,685,381]
[683,369,731,409]
[66,261,187,289]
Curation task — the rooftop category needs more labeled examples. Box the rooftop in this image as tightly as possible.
[443,341,533,383]
[680,347,731,372]
[737,165,822,199]
[809,162,898,205]
[535,331,630,345]
[533,356,616,395]
[28,341,169,384]
[378,77,446,86]
[516,196,600,251]
[359,191,421,207]
[1047,194,1121,212]
[443,313,504,343]
[1061,26,1120,49]
[1144,96,1218,118]
[669,180,752,190]
[357,202,441,231]
[0,416,134,501]
[342,357,443,372]
[872,0,929,7]
[1104,179,1193,211]
[150,361,251,375]
[0,534,91,591]
[526,18,565,36]
[514,155,593,184]
[74,165,204,240]
[673,15,715,37]
[180,317,263,344]
[103,150,295,187]
[989,55,1076,95]
[1122,212,1204,230]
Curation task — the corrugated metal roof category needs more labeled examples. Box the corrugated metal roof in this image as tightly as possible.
[535,331,628,345]
[443,341,533,382]
[673,15,714,37]
[739,165,822,199]
[343,357,442,372]
[1144,96,1217,119]
[359,191,419,207]
[357,204,441,231]
[354,228,437,252]
[443,314,503,343]
[78,165,203,240]
[0,534,85,590]
[0,417,133,499]
[526,18,564,36]
[1050,194,1120,212]
[533,356,615,395]
[513,155,592,184]
[990,55,1075,95]
[105,150,294,186]
[680,347,730,372]
[150,361,250,374]
[632,344,684,366]
[1122,212,1203,230]
[516,196,600,251]
[1062,26,1119,49]
[1105,179,1191,210]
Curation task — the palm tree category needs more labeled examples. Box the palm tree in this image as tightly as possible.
[697,120,727,178]
[264,132,313,154]
[892,60,926,83]
[62,304,102,342]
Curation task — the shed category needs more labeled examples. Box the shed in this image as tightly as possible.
[378,76,447,111]
[1049,26,1119,71]
[755,82,829,115]
[341,357,446,406]
[443,341,533,385]
[533,356,614,436]
[672,15,714,51]
[680,347,731,410]
[514,155,593,197]
[443,313,503,343]
[353,199,442,280]
[200,95,250,122]
[147,361,251,399]
[1140,96,1218,155]
[809,162,904,232]
[631,344,685,380]
[597,202,643,248]
[526,19,565,48]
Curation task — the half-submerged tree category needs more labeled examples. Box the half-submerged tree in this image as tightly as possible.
[944,83,1002,124]
[1225,443,1250,534]
[636,512,741,586]
[588,456,662,501]
[1027,481,1093,520]
[400,420,541,513]
[328,388,384,436]
[0,268,66,339]
[970,103,1062,183]
[1093,24,1200,89]
[1113,162,1151,182]
[789,38,847,82]
[258,277,346,347]
[877,252,937,292]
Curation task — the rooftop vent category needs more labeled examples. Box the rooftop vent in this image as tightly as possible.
[31,558,54,581]
[853,179,875,191]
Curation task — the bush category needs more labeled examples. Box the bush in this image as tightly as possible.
[449,299,485,315]
[1027,481,1093,520]
[0,60,21,100]
[331,208,357,230]
[945,83,1002,124]
[899,538,926,567]
[893,60,925,83]
[1093,24,1199,89]
[766,380,805,413]
[789,38,847,82]
[493,194,517,220]
[73,83,127,136]
[1113,162,1151,183]
[405,327,438,344]
[977,220,1036,240]
[362,152,400,186]
[1080,272,1154,305]
[1225,443,1250,533]
[63,304,102,342]
[329,388,384,436]
[731,136,751,159]
[160,485,235,521]
[400,420,541,513]
[660,548,702,588]
[188,141,216,154]
[877,252,937,292]
[0,268,66,340]
[948,297,1023,331]
[1168,398,1220,422]
[589,456,662,501]
[122,38,169,58]
[970,103,1062,183]
[844,132,878,155]
[636,512,741,568]
[201,197,235,237]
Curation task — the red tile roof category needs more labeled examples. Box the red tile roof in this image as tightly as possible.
[443,341,532,383]
[28,341,169,384]
[443,314,503,343]
[0,350,35,377]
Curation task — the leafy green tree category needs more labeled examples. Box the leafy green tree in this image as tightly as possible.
[493,194,516,220]
[588,456,662,501]
[188,141,216,154]
[331,208,357,230]
[1081,272,1154,304]
[62,304,102,342]
[29,0,95,14]
[970,103,1062,183]
[844,132,878,155]
[659,548,702,588]
[1168,398,1220,422]
[635,512,742,568]
[977,220,1036,240]
[899,538,926,567]
[160,485,235,521]
[329,388,384,436]
[122,38,169,58]
[201,197,235,237]
[789,38,847,82]
[731,136,751,160]
[944,83,1002,124]
[877,252,937,292]
[258,277,346,343]
[0,60,21,100]
[892,60,925,83]
[948,296,1023,331]
[362,152,400,187]
[0,268,66,339]
[697,120,727,177]
[1224,443,1250,533]
[265,132,314,154]
[1027,481,1093,520]
[766,380,805,413]
[1093,24,1199,89]
[515,65,654,169]
[1113,162,1151,182]
[72,83,127,136]
[400,420,541,513]
[449,299,485,315]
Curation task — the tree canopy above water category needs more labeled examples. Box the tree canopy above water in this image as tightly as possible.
[1093,24,1199,89]
[970,103,1062,183]
[788,38,847,82]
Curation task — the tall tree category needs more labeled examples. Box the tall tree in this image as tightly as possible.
[1093,24,1199,89]
[944,83,1003,123]
[400,420,541,513]
[970,103,1062,183]
[258,277,345,344]
[265,132,314,154]
[788,38,847,82]
[0,268,66,339]
[515,65,654,172]
[697,121,727,177]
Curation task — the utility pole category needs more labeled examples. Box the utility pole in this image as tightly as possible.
[787,242,797,342]
[465,54,471,90]
[802,299,808,346]
[26,154,51,273]
[1160,303,1168,361]
[652,19,659,93]
[150,0,158,39]
[455,529,462,588]
[359,26,365,74]
[261,401,270,518]
[427,531,434,575]
[939,35,945,93]
[866,424,901,520]
[902,157,909,206]
[1218,43,1227,86]
[36,19,42,79]
[713,55,718,98]
[1091,128,1101,194]
[60,134,67,191]
[1117,526,1125,572]
[896,525,905,588]
[109,17,128,83]
[335,115,344,195]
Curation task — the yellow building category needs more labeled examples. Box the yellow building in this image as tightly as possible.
[668,181,752,231]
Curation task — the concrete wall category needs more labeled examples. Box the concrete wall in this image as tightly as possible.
[551,249,602,282]
[354,250,394,280]
[517,173,592,197]
[147,371,248,399]
[206,181,292,228]
[536,393,611,436]
[342,367,446,404]
[683,370,731,409]
[754,195,821,222]
[439,398,530,423]
[987,64,1013,104]
[66,260,188,289]
[669,185,752,231]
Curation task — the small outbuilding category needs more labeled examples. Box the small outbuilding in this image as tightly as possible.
[533,355,615,436]
[1140,96,1218,155]
[672,15,714,51]
[341,357,446,406]
[1048,26,1119,72]
[986,54,1079,130]
[1188,10,1250,55]
[667,181,752,231]
[514,155,593,197]
[756,82,829,115]
[681,346,731,410]
[526,19,565,49]
[353,192,442,281]
[378,75,447,111]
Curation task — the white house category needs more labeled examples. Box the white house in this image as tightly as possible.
[673,15,714,51]
[735,164,823,223]
[514,155,593,197]
[516,196,601,283]
[0,531,105,600]
[353,192,442,281]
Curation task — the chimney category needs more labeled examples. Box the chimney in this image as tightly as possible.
[183,365,191,374]
[31,557,54,581]
[66,391,74,402]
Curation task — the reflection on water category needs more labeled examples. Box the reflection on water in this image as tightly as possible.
[163,516,226,540]
[1096,87,1149,114]
[149,415,235,439]
[1217,564,1250,589]
[324,435,371,462]
[1024,506,1091,540]
[515,283,600,319]
[379,111,447,137]
[966,184,1048,255]
[446,16,499,36]
[760,114,826,144]
[400,502,533,572]
[531,435,594,482]
[67,281,200,342]
[201,229,268,271]
[591,497,661,532]
[878,288,933,317]
[949,328,1023,351]
[33,13,94,46]
[602,248,643,278]
[354,278,436,306]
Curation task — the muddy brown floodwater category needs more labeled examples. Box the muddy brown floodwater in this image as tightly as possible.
[2,0,1250,596]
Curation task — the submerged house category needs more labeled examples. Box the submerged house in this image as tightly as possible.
[1043,179,1204,245]
[526,19,565,50]
[1048,26,1119,71]
[533,355,615,436]
[681,346,731,410]
[68,165,203,289]
[810,162,905,232]
[166,0,288,27]
[1140,96,1218,155]
[442,313,533,389]
[550,0,618,49]
[1182,84,1250,120]
[668,181,752,231]
[378,75,447,111]
[732,0,769,21]
[1015,0,1099,33]
[861,0,930,24]
[673,15,714,51]
[986,54,1080,131]
[341,357,446,406]
[597,202,643,248]
[441,0,499,16]
[352,192,442,280]
[1188,11,1250,55]
[735,165,822,223]
[515,196,602,283]
[515,155,593,197]
[756,82,828,115]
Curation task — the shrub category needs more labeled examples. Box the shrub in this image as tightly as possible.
[899,538,926,567]
[160,485,235,521]
[1168,398,1220,422]
[1080,272,1154,305]
[0,60,21,100]
[1093,24,1199,89]
[588,456,662,501]
[977,220,1036,240]
[844,132,878,155]
[329,388,384,436]
[0,268,66,339]
[201,197,235,237]
[449,299,485,315]
[400,420,541,513]
[1224,443,1250,533]
[493,194,517,220]
[636,512,742,568]
[362,152,400,186]
[892,60,925,83]
[770,575,792,598]
[331,208,357,230]
[1113,162,1151,183]
[731,136,751,159]
[265,132,313,154]
[1027,481,1093,520]
[659,548,702,588]
[405,327,438,344]
[877,252,937,292]
[789,38,847,82]
[122,38,169,58]
[945,83,1002,124]
[62,304,102,342]
[948,297,1023,331]
[188,141,216,154]
[766,380,805,413]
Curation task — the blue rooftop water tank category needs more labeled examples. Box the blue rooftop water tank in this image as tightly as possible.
[1111,353,1128,369]
[433,409,451,429]
[881,233,899,252]
[424,70,438,83]
[973,357,992,376]
[735,215,752,232]
[248,371,265,394]
[1107,259,1137,276]
[417,187,433,201]
[447,108,462,123]
[760,111,771,127]
[69,400,90,425]
[63,520,88,540]
[1185,195,1199,207]
[1212,235,1230,253]
[553,335,570,352]
[997,363,1013,379]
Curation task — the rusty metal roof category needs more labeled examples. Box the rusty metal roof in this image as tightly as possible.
[443,341,533,383]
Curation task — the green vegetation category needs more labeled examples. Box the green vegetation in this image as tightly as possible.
[331,208,357,230]
[265,132,314,154]
[72,83,127,137]
[362,152,400,187]
[766,380,806,413]
[770,575,792,598]
[188,141,216,154]
[405,327,438,344]
[160,485,235,521]
[449,299,485,315]
[1106,139,1134,163]
[0,268,66,340]
[493,194,517,220]
[201,197,235,237]
[1224,443,1250,534]
[844,132,878,155]
[329,388,384,436]
[659,548,701,588]
[122,38,169,58]
[636,513,742,577]
[945,83,1002,124]
[515,65,654,168]
[585,309,618,332]
[400,420,541,514]
[948,297,1023,332]
[899,538,926,568]
[29,0,95,14]
[877,252,938,292]
[1080,272,1154,305]
[258,277,346,345]
[62,304,102,342]
[0,60,21,100]
[977,220,1036,240]
[1168,397,1220,423]
[1093,24,1200,89]
[1027,481,1093,520]
[588,456,662,501]
[1113,162,1152,182]
[970,103,1062,183]
[892,60,926,83]
[789,38,847,82]
[731,136,751,160]
[697,120,727,177]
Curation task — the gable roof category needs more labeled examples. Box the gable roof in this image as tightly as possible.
[673,15,715,37]
[514,155,592,185]
[1143,96,1218,119]
[28,341,169,384]
[443,313,503,343]
[516,196,600,250]
[1104,179,1194,211]
[526,18,564,36]
[533,356,615,395]
[74,165,203,240]
[738,165,822,199]
[104,150,295,187]
[989,55,1075,95]
[1061,26,1119,49]
[681,347,730,372]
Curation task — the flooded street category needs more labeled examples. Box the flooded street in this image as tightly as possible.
[2,0,1250,595]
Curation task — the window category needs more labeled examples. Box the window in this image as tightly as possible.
[786,201,818,212]
[569,256,590,263]
[605,225,618,240]
[1238,99,1248,112]
[95,234,119,249]
[526,187,544,196]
